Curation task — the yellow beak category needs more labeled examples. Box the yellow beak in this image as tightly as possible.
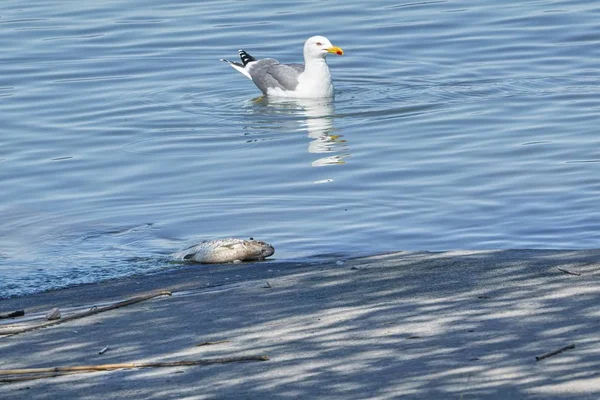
[327,46,344,56]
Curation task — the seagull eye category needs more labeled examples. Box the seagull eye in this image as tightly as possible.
[316,42,322,46]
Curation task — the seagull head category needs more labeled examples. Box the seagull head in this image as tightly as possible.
[304,36,344,59]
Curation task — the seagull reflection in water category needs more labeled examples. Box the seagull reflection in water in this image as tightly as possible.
[250,96,349,168]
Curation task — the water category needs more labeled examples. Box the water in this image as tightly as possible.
[1,0,599,298]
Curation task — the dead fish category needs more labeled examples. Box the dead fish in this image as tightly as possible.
[173,238,274,264]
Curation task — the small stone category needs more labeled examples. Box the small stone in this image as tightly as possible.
[336,260,345,266]
[233,260,242,264]
[46,307,61,320]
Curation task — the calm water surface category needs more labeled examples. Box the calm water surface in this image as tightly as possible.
[1,1,599,297]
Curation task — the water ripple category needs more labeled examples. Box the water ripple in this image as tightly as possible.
[2,0,600,297]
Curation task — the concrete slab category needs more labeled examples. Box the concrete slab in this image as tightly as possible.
[1,250,599,399]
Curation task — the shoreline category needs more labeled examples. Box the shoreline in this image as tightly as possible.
[0,246,593,306]
[0,254,324,312]
[1,249,599,399]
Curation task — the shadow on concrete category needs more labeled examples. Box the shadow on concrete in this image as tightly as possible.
[1,249,599,399]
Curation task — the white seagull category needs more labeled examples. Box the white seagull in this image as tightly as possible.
[220,36,344,98]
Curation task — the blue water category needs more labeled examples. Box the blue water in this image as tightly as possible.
[1,0,599,297]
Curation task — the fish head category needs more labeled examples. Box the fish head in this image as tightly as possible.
[246,239,275,260]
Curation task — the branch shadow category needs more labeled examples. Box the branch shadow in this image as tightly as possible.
[1,249,599,399]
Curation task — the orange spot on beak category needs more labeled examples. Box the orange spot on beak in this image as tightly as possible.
[327,46,344,56]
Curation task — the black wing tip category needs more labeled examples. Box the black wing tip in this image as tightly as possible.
[238,50,257,66]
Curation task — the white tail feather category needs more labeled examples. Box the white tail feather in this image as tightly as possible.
[220,59,252,80]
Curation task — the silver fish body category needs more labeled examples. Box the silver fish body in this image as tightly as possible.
[173,238,274,264]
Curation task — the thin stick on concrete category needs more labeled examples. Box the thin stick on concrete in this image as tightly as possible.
[557,267,581,276]
[535,344,576,361]
[0,355,269,382]
[0,371,86,383]
[0,290,172,336]
[196,340,231,347]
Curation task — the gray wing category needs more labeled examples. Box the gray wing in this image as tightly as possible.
[248,60,305,93]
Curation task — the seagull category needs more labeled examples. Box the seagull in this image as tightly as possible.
[220,36,344,98]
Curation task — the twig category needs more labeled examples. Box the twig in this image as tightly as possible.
[98,346,109,355]
[0,355,269,382]
[536,344,576,361]
[262,281,272,289]
[0,371,87,383]
[0,290,172,336]
[0,310,25,320]
[557,267,581,276]
[196,340,231,347]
